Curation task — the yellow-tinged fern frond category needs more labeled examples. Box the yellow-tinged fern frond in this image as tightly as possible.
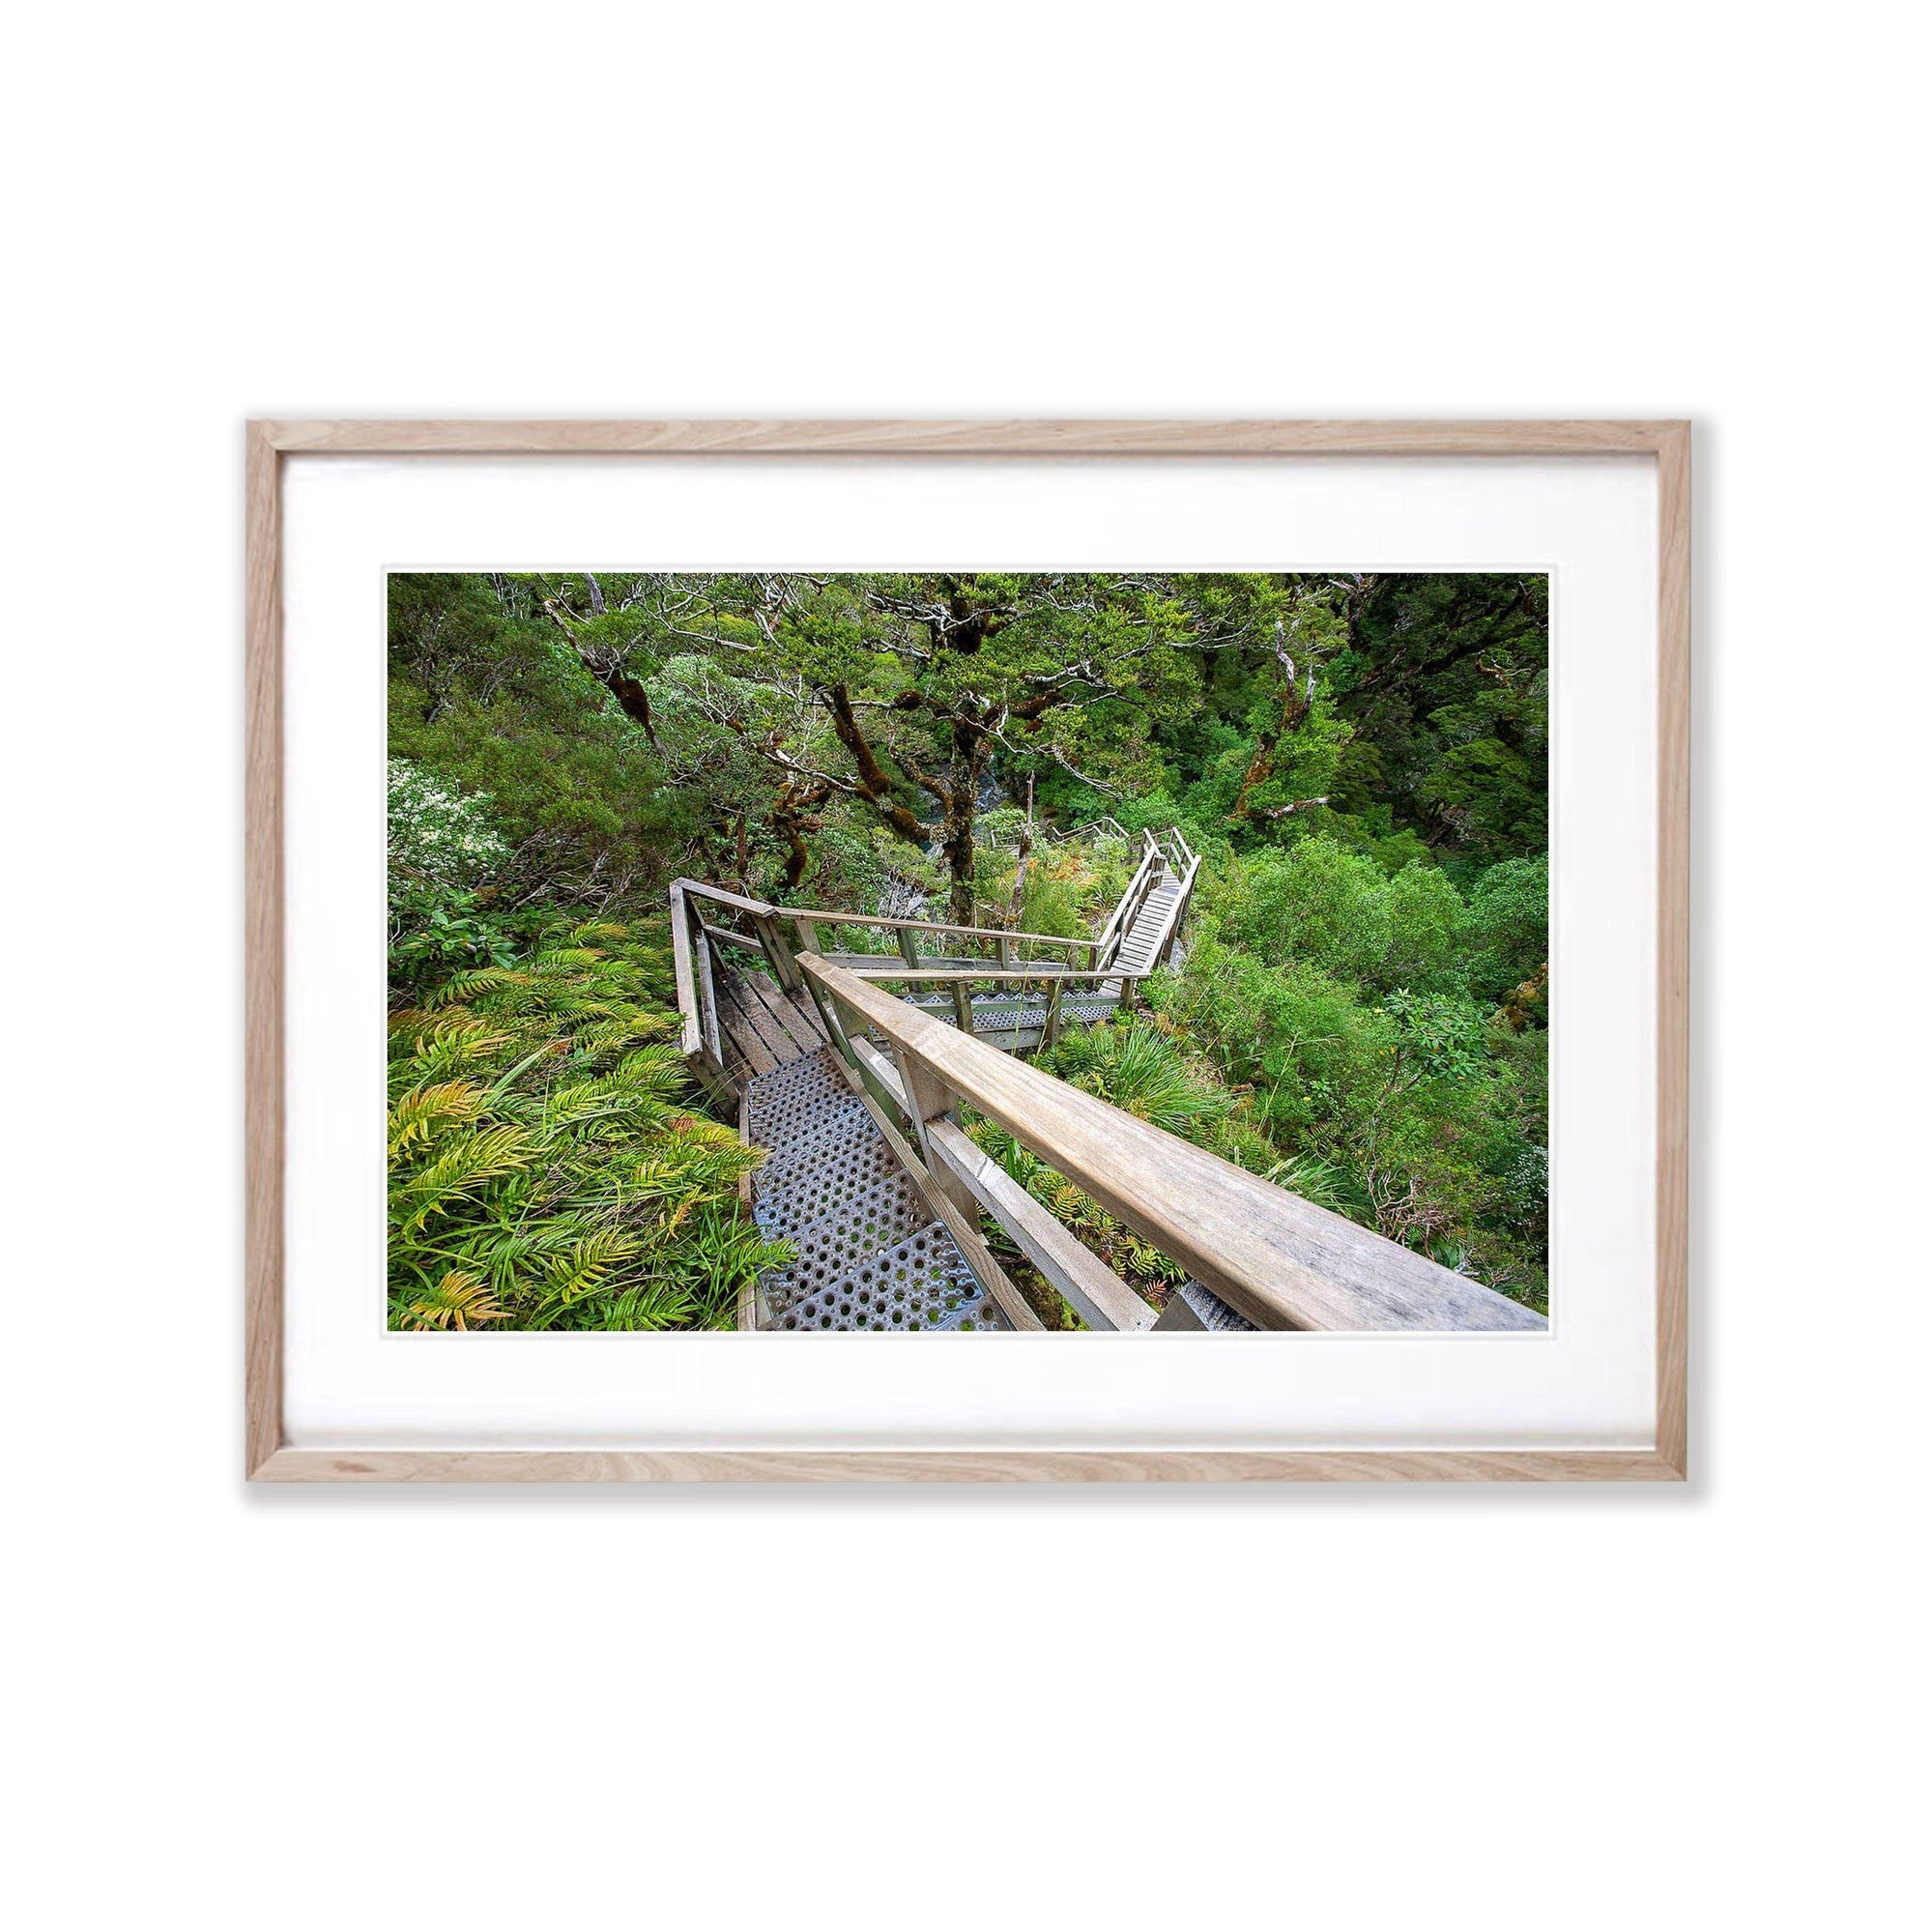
[393,929,749,1333]
[389,1080,489,1162]
[398,1269,506,1331]
[402,1014,511,1081]
[617,1046,688,1099]
[397,1125,533,1232]
[663,1113,741,1149]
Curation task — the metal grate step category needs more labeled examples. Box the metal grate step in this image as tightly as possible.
[1175,1279,1256,1331]
[743,1047,861,1148]
[753,1104,894,1198]
[755,1171,932,1314]
[741,1047,1013,1331]
[771,1220,1008,1332]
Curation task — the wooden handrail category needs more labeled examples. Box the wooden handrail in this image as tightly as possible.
[1093,845,1160,966]
[699,921,767,951]
[846,966,1134,987]
[678,879,780,919]
[670,879,1099,956]
[843,1041,1156,1330]
[792,911,1099,953]
[800,954,1545,1333]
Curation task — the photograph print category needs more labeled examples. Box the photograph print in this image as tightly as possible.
[387,570,1549,1336]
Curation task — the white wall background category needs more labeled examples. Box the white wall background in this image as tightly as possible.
[5,6,1925,1929]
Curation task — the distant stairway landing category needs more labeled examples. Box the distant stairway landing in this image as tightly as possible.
[1101,865,1185,997]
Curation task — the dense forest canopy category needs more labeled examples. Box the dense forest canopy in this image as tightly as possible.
[388,569,1549,1329]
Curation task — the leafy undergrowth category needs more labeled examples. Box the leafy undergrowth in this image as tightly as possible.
[963,1020,1226,1317]
[388,923,787,1331]
[968,987,1546,1322]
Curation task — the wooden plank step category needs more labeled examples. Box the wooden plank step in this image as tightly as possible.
[729,970,796,1059]
[715,971,786,1074]
[735,968,822,1058]
[783,987,829,1048]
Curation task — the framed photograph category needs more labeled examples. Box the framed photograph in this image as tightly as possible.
[246,418,1688,1482]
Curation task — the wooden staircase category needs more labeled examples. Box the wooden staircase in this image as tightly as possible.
[668,829,1547,1338]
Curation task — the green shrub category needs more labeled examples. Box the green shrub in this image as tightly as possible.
[1208,836,1465,992]
[1464,854,1548,1002]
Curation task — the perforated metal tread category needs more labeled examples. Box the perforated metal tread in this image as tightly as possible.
[754,1154,922,1247]
[756,1173,934,1315]
[743,1048,861,1149]
[900,993,1120,1036]
[1176,1279,1256,1331]
[772,1221,1011,1332]
[741,1048,1012,1331]
[753,1107,891,1197]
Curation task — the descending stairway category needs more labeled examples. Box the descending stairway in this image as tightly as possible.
[1100,860,1184,998]
[673,836,1547,1337]
[743,1046,1015,1332]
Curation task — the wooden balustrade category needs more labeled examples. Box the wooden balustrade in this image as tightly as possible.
[798,953,1545,1334]
[1092,843,1163,968]
[674,851,1544,1337]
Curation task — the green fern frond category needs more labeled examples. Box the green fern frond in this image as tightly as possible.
[396,1125,533,1232]
[420,967,531,1010]
[537,1229,643,1306]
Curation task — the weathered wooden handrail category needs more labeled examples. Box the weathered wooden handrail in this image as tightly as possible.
[678,879,781,919]
[799,912,1098,954]
[844,1038,1158,1332]
[1045,814,1128,845]
[673,879,1099,958]
[846,966,1133,986]
[800,954,1545,1334]
[846,963,1140,1050]
[1093,843,1162,968]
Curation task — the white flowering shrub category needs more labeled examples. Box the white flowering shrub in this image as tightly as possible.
[388,759,508,886]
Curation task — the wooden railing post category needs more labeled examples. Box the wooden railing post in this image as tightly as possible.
[804,973,860,1071]
[693,913,723,1070]
[668,882,703,1061]
[950,980,974,1033]
[752,911,802,993]
[1042,977,1065,1049]
[793,916,821,955]
[896,928,921,970]
[886,1044,978,1225]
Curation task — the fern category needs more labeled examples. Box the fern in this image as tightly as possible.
[395,1125,533,1234]
[388,1080,488,1161]
[537,1229,644,1307]
[396,1269,506,1331]
[388,925,764,1332]
[420,967,531,1010]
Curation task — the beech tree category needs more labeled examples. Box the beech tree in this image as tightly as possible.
[536,570,1295,923]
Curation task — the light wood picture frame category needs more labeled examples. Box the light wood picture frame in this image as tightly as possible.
[245,418,1689,1483]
